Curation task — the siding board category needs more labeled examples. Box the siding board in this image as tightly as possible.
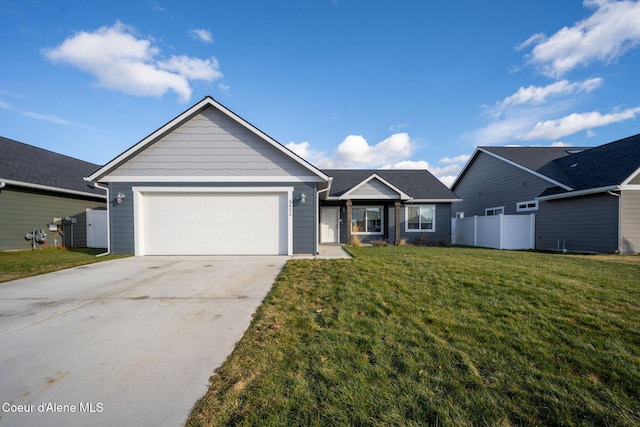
[452,152,553,217]
[109,107,312,179]
[621,190,640,253]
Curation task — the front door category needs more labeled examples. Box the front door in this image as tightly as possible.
[320,207,340,243]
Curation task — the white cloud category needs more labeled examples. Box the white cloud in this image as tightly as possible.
[516,33,546,51]
[288,133,471,187]
[189,29,213,43]
[43,21,223,102]
[523,106,640,140]
[494,78,602,114]
[388,123,409,131]
[333,132,411,167]
[472,77,606,145]
[158,55,221,80]
[524,0,640,77]
[0,99,95,129]
[439,154,470,164]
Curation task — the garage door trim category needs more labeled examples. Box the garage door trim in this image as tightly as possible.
[132,186,294,256]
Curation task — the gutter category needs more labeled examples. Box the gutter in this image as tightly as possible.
[536,185,621,201]
[84,179,111,257]
[0,178,107,199]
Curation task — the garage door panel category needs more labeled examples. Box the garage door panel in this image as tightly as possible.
[140,192,288,255]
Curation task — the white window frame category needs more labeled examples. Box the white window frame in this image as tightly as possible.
[405,204,436,232]
[516,200,538,212]
[351,206,384,235]
[485,206,504,216]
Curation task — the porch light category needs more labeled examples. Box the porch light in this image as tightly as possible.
[299,193,307,204]
[116,192,126,204]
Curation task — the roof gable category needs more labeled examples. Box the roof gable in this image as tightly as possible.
[88,96,328,183]
[0,136,105,198]
[452,147,582,191]
[340,174,408,200]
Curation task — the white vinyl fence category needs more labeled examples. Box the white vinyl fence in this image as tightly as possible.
[451,214,535,250]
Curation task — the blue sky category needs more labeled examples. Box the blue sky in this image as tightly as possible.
[2,0,640,186]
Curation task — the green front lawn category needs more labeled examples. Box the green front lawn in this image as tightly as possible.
[0,248,127,283]
[187,246,640,426]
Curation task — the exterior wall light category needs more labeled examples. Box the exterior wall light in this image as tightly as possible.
[116,192,126,204]
[299,193,306,204]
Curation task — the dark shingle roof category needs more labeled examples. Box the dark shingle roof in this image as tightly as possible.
[552,133,640,190]
[322,169,459,200]
[0,136,105,197]
[480,134,640,192]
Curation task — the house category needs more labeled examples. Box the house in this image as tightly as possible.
[86,96,458,255]
[0,136,107,250]
[319,169,460,245]
[451,133,640,253]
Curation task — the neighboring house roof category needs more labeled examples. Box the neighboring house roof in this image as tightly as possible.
[322,169,460,202]
[552,133,640,190]
[0,136,106,199]
[87,96,328,183]
[452,133,640,200]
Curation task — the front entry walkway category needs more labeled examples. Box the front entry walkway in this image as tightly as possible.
[290,245,353,260]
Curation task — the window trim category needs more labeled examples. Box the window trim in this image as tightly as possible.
[485,206,505,216]
[516,200,539,212]
[351,205,384,235]
[405,204,436,232]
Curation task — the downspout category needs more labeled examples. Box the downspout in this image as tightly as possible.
[85,179,111,257]
[316,186,330,254]
[608,190,621,253]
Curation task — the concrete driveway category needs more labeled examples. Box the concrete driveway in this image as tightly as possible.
[0,256,287,427]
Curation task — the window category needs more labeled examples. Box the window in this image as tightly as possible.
[405,205,435,232]
[485,206,504,216]
[351,206,383,234]
[516,200,538,212]
[455,211,465,219]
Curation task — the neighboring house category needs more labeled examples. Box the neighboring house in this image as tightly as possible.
[451,133,640,253]
[319,169,460,245]
[0,136,107,250]
[85,96,458,255]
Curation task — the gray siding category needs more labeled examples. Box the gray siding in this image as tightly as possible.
[536,193,619,253]
[0,186,106,250]
[108,182,317,255]
[399,203,452,244]
[629,172,640,185]
[620,190,640,254]
[110,107,312,178]
[452,152,554,217]
[350,179,400,198]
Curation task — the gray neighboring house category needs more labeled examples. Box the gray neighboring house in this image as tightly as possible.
[86,96,329,256]
[451,133,640,253]
[319,169,460,245]
[0,136,107,250]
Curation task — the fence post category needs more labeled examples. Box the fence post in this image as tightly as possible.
[530,213,535,249]
[473,215,478,247]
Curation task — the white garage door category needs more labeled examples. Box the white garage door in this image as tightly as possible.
[138,191,290,255]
